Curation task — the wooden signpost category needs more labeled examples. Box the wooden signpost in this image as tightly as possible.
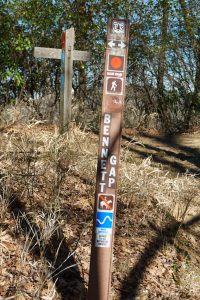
[34,28,90,133]
[88,19,130,300]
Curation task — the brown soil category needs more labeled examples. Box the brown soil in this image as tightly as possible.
[122,128,200,176]
[0,124,200,300]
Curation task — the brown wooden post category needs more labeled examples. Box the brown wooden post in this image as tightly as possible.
[88,18,130,300]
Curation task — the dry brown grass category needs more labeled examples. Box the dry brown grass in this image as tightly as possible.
[0,118,200,299]
[120,151,200,221]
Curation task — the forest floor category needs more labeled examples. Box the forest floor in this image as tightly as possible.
[0,122,200,299]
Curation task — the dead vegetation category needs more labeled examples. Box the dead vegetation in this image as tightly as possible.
[0,118,200,299]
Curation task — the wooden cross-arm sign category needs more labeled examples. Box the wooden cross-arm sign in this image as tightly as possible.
[34,47,90,61]
[34,28,91,133]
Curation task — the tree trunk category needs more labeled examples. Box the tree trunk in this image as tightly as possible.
[157,0,170,128]
[179,0,200,115]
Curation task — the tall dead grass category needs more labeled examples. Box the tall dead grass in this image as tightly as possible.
[0,120,200,298]
[120,153,200,221]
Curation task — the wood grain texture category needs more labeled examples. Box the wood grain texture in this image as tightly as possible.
[34,47,90,61]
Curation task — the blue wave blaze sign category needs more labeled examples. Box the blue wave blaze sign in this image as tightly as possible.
[88,18,130,300]
[96,212,113,229]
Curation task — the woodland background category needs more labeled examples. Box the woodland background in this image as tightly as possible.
[0,0,200,132]
[1,2,200,299]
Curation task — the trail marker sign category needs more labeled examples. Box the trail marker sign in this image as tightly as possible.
[88,18,129,300]
[34,28,90,133]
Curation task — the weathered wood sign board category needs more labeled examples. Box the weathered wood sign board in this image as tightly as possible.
[88,18,130,300]
[34,47,90,61]
[34,28,90,133]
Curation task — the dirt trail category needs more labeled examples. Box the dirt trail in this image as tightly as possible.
[122,129,200,175]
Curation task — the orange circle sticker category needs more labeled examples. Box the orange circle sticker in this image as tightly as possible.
[110,57,122,69]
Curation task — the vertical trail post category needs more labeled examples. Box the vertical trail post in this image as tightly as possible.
[60,28,74,133]
[88,18,130,300]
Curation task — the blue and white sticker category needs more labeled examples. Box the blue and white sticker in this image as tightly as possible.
[95,212,113,247]
[95,228,112,248]
[96,212,113,229]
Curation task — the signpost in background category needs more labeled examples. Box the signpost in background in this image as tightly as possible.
[60,28,74,133]
[34,28,90,133]
[88,18,130,300]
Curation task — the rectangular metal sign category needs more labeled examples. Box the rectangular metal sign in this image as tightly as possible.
[88,18,129,300]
